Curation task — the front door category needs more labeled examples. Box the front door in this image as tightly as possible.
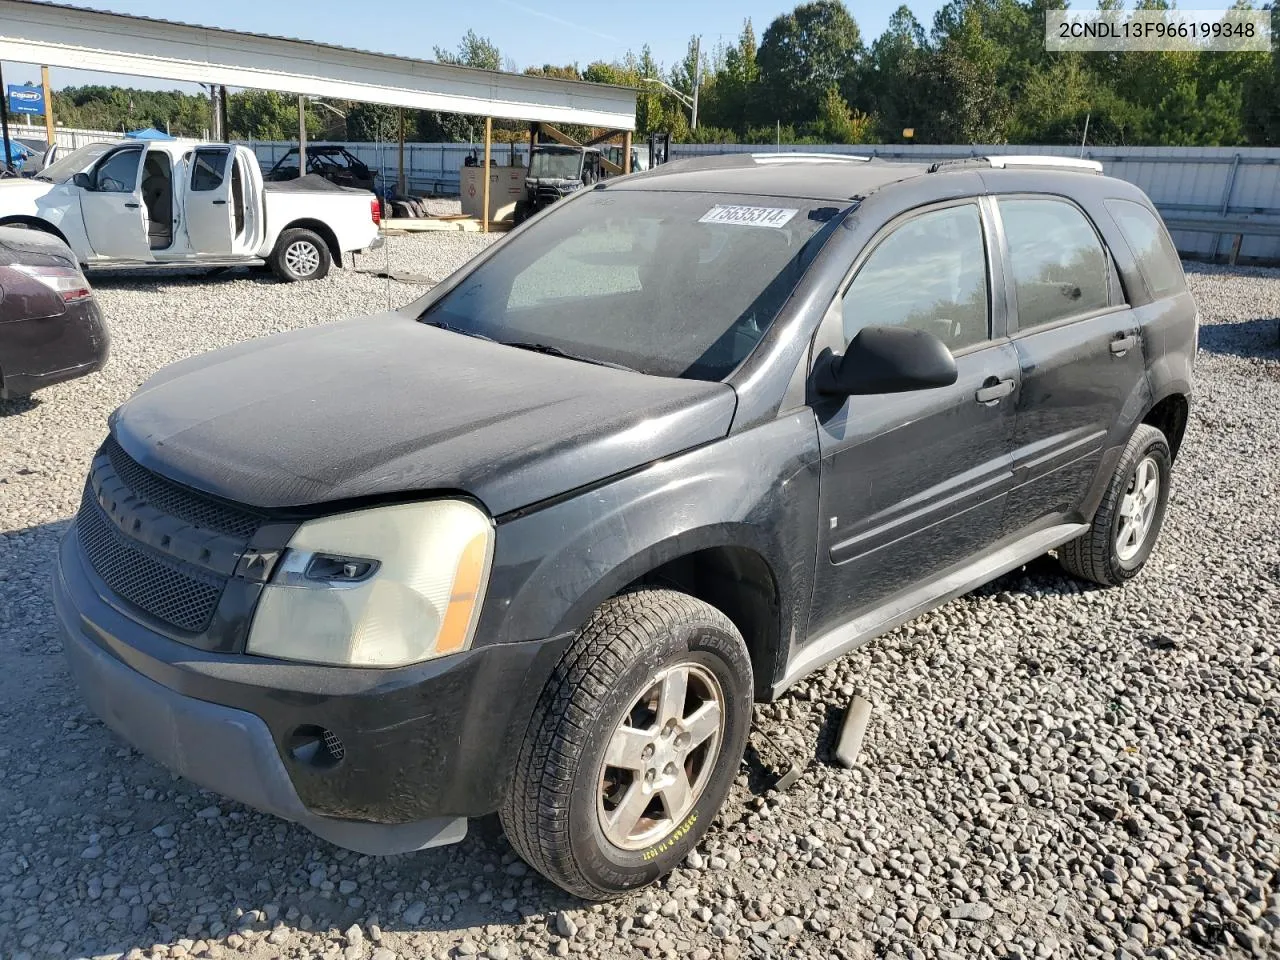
[993,195,1147,535]
[184,146,236,256]
[806,200,1020,647]
[78,145,151,261]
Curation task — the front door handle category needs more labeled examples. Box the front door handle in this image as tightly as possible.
[1110,334,1138,356]
[975,377,1015,404]
[124,202,140,208]
[212,199,227,205]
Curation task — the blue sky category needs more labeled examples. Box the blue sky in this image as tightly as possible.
[2,0,949,93]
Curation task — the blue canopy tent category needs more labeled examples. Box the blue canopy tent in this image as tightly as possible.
[124,127,174,141]
[3,138,33,169]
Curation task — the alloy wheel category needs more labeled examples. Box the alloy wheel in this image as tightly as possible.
[597,662,724,851]
[1117,454,1160,562]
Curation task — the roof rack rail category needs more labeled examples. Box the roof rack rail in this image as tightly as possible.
[929,155,1103,174]
[750,152,872,164]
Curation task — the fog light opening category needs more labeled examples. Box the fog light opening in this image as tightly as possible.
[287,724,346,768]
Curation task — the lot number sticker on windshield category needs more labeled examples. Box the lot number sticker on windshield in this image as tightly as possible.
[699,204,799,228]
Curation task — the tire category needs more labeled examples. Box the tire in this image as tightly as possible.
[268,228,331,282]
[1059,423,1172,586]
[500,588,753,900]
[513,201,530,225]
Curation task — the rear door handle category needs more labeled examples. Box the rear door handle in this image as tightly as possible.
[1111,334,1138,356]
[212,199,227,205]
[975,377,1015,404]
[124,202,140,208]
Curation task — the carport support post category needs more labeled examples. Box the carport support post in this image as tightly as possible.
[482,116,492,234]
[0,60,12,176]
[623,130,632,174]
[298,95,307,178]
[218,85,229,143]
[42,66,55,147]
[397,108,406,197]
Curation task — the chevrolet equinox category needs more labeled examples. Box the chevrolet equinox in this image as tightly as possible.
[57,152,1197,899]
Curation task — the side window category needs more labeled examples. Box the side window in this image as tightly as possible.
[92,148,142,192]
[842,204,990,352]
[1105,199,1184,298]
[190,149,229,192]
[998,197,1110,329]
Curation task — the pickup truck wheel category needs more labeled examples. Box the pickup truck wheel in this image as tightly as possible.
[1059,423,1171,586]
[500,588,752,900]
[269,228,331,282]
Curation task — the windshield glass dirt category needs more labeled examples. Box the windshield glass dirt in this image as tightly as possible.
[419,190,847,380]
[38,142,117,182]
[528,150,584,180]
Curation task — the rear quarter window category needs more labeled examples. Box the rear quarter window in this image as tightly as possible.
[1105,199,1185,299]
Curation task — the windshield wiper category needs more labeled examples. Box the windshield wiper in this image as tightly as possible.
[502,341,637,372]
[422,320,495,342]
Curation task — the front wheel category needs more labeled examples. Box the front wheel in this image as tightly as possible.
[1059,423,1172,586]
[268,228,331,282]
[500,588,753,900]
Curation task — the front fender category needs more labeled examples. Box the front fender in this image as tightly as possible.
[474,411,823,689]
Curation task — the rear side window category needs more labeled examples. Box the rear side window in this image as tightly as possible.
[999,198,1109,329]
[1106,199,1184,298]
[191,148,229,192]
[842,203,989,352]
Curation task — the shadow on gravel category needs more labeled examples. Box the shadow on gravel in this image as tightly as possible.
[0,395,40,418]
[1198,317,1280,358]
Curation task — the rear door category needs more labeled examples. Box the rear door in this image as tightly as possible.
[994,195,1146,535]
[78,145,151,260]
[806,199,1020,644]
[183,146,235,256]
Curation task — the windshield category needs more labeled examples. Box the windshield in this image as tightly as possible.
[37,142,117,182]
[420,190,848,380]
[529,150,583,180]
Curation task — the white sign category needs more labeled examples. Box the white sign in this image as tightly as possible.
[699,204,798,229]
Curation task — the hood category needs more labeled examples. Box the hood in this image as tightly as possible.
[111,313,738,516]
[0,177,54,201]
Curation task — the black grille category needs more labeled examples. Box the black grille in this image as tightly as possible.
[76,485,224,633]
[103,437,264,540]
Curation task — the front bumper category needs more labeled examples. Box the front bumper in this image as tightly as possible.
[55,529,571,855]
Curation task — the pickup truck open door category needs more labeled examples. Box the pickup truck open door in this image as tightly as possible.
[78,144,152,261]
[184,146,262,257]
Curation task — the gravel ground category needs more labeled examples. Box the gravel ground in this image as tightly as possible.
[0,255,1277,960]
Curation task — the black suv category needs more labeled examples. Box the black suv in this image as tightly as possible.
[56,153,1196,899]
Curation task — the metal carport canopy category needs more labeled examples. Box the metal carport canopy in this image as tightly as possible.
[0,0,637,130]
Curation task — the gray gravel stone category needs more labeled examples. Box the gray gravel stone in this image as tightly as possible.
[1,254,1278,960]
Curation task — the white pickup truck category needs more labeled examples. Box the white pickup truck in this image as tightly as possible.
[0,139,382,281]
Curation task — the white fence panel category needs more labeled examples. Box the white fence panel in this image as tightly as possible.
[671,142,1280,262]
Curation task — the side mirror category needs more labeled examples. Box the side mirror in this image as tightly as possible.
[72,172,93,190]
[817,325,958,396]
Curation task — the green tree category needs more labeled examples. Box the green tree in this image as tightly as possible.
[434,29,502,71]
[758,1,863,126]
[859,6,929,140]
[702,20,762,136]
[814,85,874,142]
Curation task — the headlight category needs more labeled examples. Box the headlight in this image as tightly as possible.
[246,500,493,667]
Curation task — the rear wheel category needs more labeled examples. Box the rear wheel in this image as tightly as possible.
[1059,423,1171,586]
[500,588,752,900]
[268,228,331,282]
